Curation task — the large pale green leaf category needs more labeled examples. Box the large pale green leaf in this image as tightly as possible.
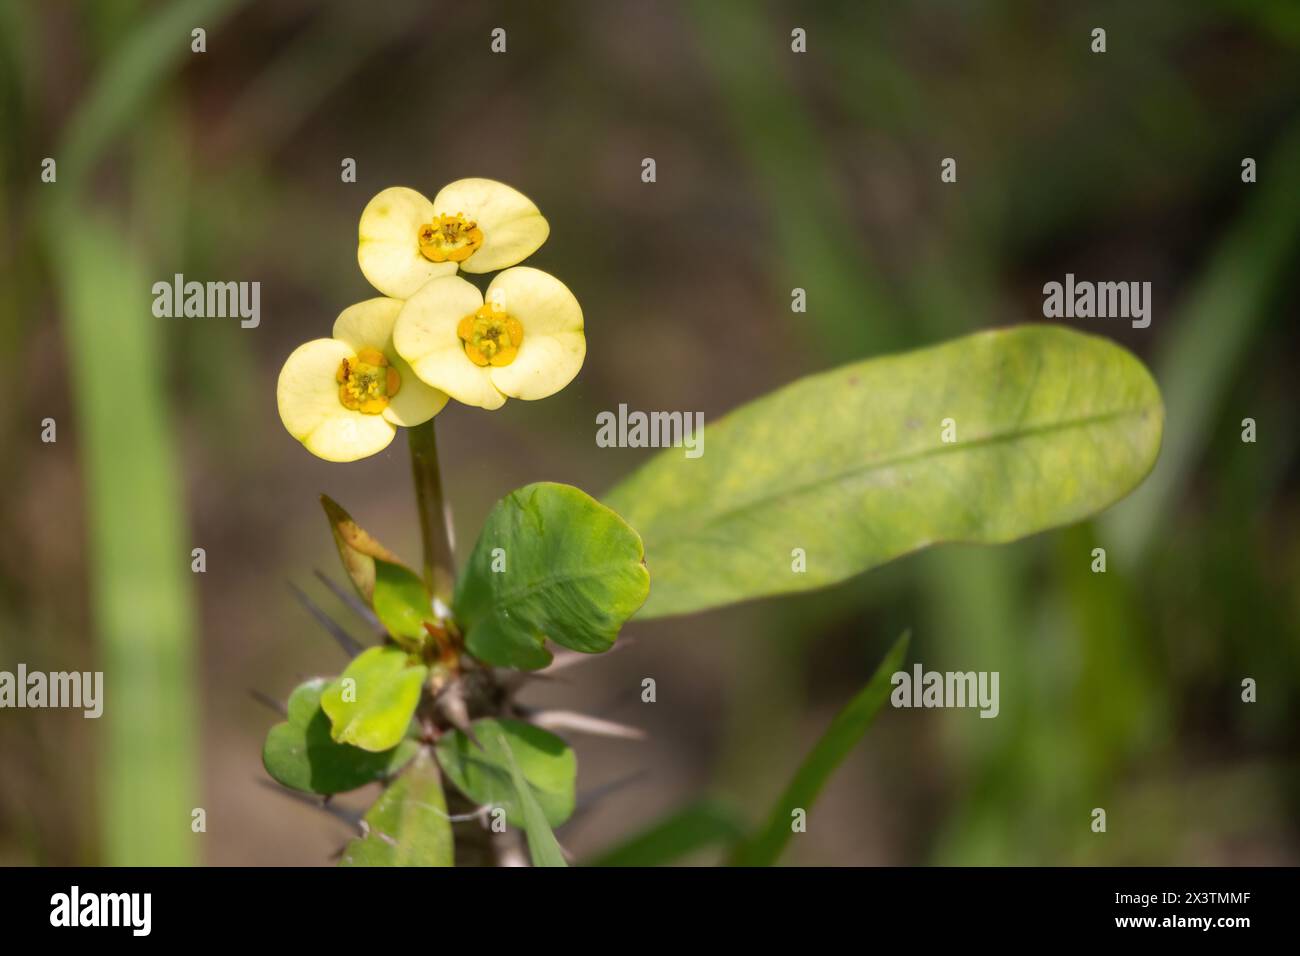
[320,646,427,752]
[454,482,650,670]
[499,729,567,868]
[731,632,910,867]
[263,678,418,795]
[606,325,1163,618]
[339,749,452,866]
[435,718,576,828]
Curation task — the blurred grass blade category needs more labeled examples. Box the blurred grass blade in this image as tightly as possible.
[40,0,250,869]
[47,212,198,865]
[731,632,910,867]
[587,800,747,867]
[57,0,246,192]
[684,0,903,358]
[500,730,567,867]
[608,326,1163,618]
[1103,122,1300,561]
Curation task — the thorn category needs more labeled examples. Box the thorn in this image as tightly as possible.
[521,708,647,741]
[313,570,384,634]
[442,806,491,824]
[566,771,649,828]
[497,669,569,694]
[576,771,648,810]
[434,684,481,748]
[288,581,365,658]
[256,780,364,831]
[590,687,647,720]
[249,689,288,718]
[496,841,529,867]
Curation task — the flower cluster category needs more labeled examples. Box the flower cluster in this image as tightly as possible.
[278,179,585,461]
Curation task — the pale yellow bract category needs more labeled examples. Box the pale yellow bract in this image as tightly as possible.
[394,267,585,411]
[277,298,449,462]
[357,178,550,299]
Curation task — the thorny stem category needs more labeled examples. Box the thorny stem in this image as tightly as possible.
[408,418,456,609]
[408,419,513,866]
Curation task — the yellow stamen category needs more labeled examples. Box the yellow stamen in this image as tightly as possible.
[457,303,523,368]
[337,349,398,414]
[418,212,484,263]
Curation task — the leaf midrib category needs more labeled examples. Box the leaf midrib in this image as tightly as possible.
[485,563,641,609]
[636,403,1159,545]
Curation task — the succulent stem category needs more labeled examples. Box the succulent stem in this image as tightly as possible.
[408,418,457,608]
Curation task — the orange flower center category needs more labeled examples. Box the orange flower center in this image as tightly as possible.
[417,213,484,263]
[337,347,401,414]
[457,303,523,367]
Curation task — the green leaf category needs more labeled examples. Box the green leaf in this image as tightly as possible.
[586,800,748,867]
[372,558,433,651]
[435,718,576,828]
[606,325,1164,618]
[731,632,911,867]
[320,494,399,603]
[454,482,650,670]
[263,678,418,795]
[320,646,427,752]
[498,729,567,868]
[339,749,452,866]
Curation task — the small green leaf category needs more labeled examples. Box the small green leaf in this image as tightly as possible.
[435,718,575,828]
[321,646,427,752]
[731,631,911,867]
[605,326,1164,618]
[339,749,452,866]
[454,482,649,669]
[321,494,399,603]
[498,729,567,868]
[586,800,748,867]
[372,558,433,650]
[262,678,418,795]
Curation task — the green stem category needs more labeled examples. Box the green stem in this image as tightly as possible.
[408,419,456,608]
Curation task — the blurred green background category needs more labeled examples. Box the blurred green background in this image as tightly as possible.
[1,0,1297,865]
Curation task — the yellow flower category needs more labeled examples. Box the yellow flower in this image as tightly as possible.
[393,267,584,411]
[278,298,449,461]
[357,179,550,299]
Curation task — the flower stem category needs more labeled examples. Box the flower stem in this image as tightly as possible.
[408,419,456,608]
